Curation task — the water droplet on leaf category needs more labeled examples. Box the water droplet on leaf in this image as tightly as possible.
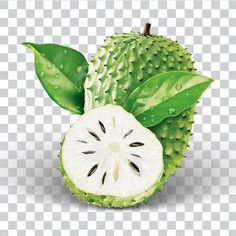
[175,84,182,91]
[39,72,45,77]
[168,108,176,115]
[143,117,147,121]
[63,49,67,54]
[186,92,189,96]
[77,66,82,73]
[60,64,64,69]
[36,60,39,64]
[54,85,60,90]
[47,64,52,69]
[163,96,169,102]
[55,73,59,79]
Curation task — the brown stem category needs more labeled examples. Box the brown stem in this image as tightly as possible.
[143,23,151,36]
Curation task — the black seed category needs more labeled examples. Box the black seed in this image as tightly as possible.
[128,160,140,174]
[88,130,101,141]
[78,140,87,143]
[131,153,141,158]
[101,172,106,185]
[87,164,98,177]
[82,150,96,154]
[129,142,144,147]
[98,121,106,133]
[123,129,133,139]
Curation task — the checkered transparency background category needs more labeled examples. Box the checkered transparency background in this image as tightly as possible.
[0,0,235,235]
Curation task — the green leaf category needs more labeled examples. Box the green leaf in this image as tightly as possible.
[124,71,213,127]
[23,42,88,114]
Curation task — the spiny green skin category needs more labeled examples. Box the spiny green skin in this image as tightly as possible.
[151,107,195,192]
[84,32,194,111]
[60,32,195,207]
[58,140,163,208]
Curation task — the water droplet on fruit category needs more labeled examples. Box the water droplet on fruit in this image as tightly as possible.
[77,66,82,73]
[60,64,64,69]
[175,84,182,91]
[54,85,60,90]
[162,125,168,130]
[39,72,45,77]
[168,108,176,115]
[47,64,52,69]
[63,49,67,54]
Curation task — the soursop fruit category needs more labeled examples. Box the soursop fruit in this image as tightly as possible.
[24,23,213,208]
[59,105,164,208]
[84,24,195,195]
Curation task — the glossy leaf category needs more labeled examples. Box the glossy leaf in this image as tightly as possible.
[125,71,213,127]
[23,42,88,114]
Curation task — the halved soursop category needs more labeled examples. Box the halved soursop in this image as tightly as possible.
[59,105,164,207]
[84,24,196,194]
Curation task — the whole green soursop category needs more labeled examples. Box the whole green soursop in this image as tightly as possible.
[84,23,195,194]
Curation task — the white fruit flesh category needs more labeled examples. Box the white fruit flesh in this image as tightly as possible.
[62,105,163,197]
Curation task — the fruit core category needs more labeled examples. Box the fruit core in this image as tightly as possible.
[108,142,121,153]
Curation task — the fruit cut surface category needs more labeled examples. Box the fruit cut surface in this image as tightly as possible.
[61,105,163,199]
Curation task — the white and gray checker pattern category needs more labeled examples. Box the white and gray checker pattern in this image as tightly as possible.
[0,0,236,235]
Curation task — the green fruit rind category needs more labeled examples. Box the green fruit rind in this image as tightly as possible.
[124,71,213,127]
[58,137,164,208]
[23,42,88,114]
[84,33,194,112]
[151,107,195,192]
